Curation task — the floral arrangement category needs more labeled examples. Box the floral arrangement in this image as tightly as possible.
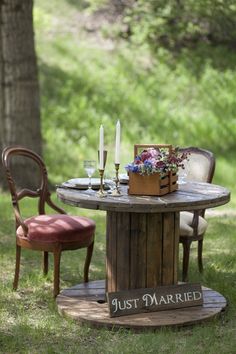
[125,147,189,176]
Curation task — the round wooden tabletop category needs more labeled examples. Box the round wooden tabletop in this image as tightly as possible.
[57,181,230,213]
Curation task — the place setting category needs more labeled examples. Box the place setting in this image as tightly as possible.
[57,121,123,197]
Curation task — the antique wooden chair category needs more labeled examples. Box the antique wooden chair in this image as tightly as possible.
[179,147,215,282]
[2,146,95,297]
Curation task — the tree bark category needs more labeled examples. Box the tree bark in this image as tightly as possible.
[0,0,42,189]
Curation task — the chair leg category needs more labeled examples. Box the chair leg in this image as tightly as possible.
[182,240,191,282]
[53,249,61,297]
[198,239,204,273]
[43,251,49,275]
[84,241,94,283]
[13,244,21,290]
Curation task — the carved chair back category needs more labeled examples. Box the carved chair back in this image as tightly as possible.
[180,146,215,183]
[2,146,65,232]
[179,146,215,217]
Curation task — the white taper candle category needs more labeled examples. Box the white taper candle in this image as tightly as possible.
[115,120,120,164]
[99,125,104,169]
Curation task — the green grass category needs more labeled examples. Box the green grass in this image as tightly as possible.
[1,0,236,352]
[0,192,236,353]
[34,0,236,187]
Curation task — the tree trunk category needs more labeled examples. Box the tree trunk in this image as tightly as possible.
[0,0,42,189]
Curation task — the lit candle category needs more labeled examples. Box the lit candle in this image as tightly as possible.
[99,125,104,169]
[115,120,120,164]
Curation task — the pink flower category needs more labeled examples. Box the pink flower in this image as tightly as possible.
[147,148,159,158]
[140,150,152,162]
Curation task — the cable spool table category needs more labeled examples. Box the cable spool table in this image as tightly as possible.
[56,181,230,330]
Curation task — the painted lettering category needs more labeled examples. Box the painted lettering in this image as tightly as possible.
[142,293,158,307]
[193,291,202,301]
[166,294,175,304]
[186,292,193,301]
[111,298,140,313]
[159,295,168,305]
[111,298,119,313]
[125,300,133,310]
[175,293,184,303]
[133,298,139,308]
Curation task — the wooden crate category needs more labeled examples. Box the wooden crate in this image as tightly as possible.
[128,144,178,196]
[128,171,178,196]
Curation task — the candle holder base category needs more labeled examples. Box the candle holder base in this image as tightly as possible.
[111,188,121,197]
[96,189,107,198]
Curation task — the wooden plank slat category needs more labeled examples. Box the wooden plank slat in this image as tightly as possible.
[129,213,139,289]
[130,213,147,289]
[107,283,203,317]
[138,214,147,288]
[162,213,175,285]
[146,213,162,287]
[116,212,130,291]
[106,211,117,292]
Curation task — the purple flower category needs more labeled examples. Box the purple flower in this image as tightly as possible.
[140,150,152,162]
[125,146,189,175]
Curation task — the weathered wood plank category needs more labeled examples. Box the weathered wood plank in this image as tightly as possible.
[146,213,162,287]
[130,213,147,289]
[137,214,147,288]
[56,181,230,214]
[116,212,130,291]
[129,213,139,289]
[57,281,227,330]
[107,283,203,317]
[106,211,117,292]
[162,213,176,285]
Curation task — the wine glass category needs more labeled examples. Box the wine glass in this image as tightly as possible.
[84,160,96,192]
[177,165,188,184]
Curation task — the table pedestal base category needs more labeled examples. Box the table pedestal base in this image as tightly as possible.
[56,280,227,330]
[106,211,180,292]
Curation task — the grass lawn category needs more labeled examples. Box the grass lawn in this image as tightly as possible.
[0,191,236,354]
[1,0,235,352]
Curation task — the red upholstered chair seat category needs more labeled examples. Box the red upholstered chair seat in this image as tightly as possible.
[17,215,95,244]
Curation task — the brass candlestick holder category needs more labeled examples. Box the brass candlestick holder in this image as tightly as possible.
[97,169,107,197]
[111,163,121,196]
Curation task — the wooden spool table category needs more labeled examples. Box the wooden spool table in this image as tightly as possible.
[56,181,230,330]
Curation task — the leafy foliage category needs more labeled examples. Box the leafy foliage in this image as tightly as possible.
[123,0,236,51]
[33,0,236,189]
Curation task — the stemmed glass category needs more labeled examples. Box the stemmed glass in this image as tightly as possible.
[177,166,188,184]
[84,160,96,192]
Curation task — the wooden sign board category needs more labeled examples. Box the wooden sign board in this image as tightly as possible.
[107,283,203,317]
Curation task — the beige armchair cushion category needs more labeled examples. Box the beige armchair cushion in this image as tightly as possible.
[180,211,208,237]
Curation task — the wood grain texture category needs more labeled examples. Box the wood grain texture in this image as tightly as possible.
[106,211,117,292]
[56,280,227,330]
[107,283,203,317]
[146,213,162,287]
[116,212,130,291]
[162,213,176,285]
[57,182,230,213]
[106,211,179,291]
